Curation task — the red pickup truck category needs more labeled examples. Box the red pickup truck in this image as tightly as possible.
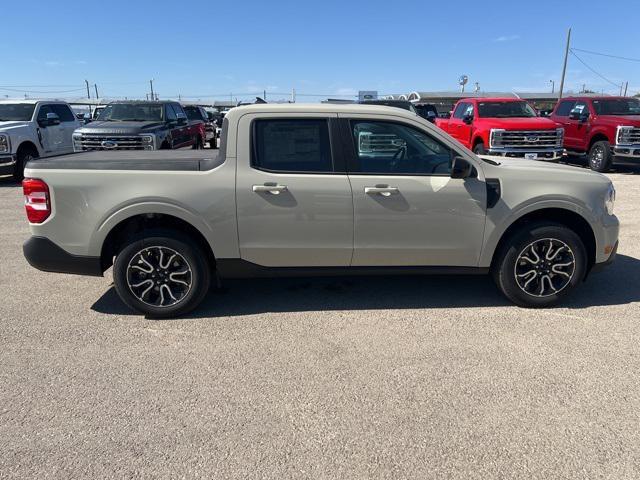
[549,96,640,172]
[436,97,564,160]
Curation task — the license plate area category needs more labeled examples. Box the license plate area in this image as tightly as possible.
[524,153,538,160]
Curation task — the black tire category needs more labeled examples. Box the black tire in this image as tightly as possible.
[192,136,204,150]
[13,146,39,181]
[587,140,612,172]
[493,222,587,308]
[113,231,211,318]
[473,142,486,155]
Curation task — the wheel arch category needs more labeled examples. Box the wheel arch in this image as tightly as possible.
[588,132,611,151]
[99,213,216,273]
[17,140,40,157]
[490,207,596,275]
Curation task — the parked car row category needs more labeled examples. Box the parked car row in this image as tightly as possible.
[0,99,227,179]
[433,95,640,171]
[2,95,639,180]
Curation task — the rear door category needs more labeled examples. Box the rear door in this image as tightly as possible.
[235,114,354,267]
[342,115,487,266]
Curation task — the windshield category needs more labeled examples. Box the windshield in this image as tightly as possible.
[592,98,640,115]
[477,101,537,118]
[97,103,163,122]
[0,104,36,121]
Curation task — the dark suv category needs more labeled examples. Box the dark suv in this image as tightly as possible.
[73,101,200,151]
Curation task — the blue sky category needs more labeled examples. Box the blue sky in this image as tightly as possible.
[3,0,639,102]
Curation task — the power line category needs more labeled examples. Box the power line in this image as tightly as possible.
[571,48,640,63]
[0,86,87,94]
[569,49,622,88]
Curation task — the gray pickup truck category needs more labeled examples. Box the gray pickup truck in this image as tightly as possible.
[22,104,618,317]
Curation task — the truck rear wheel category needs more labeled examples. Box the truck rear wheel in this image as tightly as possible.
[113,231,211,318]
[492,222,587,307]
[588,140,612,172]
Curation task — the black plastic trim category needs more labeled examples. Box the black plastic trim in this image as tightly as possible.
[216,258,489,279]
[486,178,501,208]
[23,236,103,276]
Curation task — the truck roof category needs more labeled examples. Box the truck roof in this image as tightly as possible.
[559,95,632,101]
[0,99,69,105]
[227,102,420,119]
[107,100,179,105]
[461,97,526,103]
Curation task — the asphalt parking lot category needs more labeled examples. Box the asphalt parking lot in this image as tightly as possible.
[1,158,639,479]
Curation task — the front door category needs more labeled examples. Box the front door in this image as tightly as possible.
[235,114,353,267]
[447,102,474,148]
[342,116,487,267]
[35,104,65,156]
[564,101,591,151]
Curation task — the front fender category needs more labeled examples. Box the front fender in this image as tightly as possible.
[480,196,598,267]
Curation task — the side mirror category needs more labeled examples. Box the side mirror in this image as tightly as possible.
[426,111,437,123]
[462,114,473,125]
[451,156,473,179]
[176,113,187,125]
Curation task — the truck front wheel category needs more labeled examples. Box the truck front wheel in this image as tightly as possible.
[473,142,486,155]
[492,222,587,307]
[588,140,612,172]
[14,145,39,181]
[113,231,211,318]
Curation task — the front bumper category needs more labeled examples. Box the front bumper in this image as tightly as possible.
[23,236,103,276]
[0,153,16,175]
[591,241,618,274]
[613,145,640,160]
[486,148,564,161]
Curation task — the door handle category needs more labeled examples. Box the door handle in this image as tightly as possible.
[252,184,288,194]
[364,186,399,196]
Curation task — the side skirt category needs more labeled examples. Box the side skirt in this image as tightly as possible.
[216,259,489,279]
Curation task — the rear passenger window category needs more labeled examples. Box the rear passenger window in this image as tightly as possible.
[253,119,332,173]
[555,100,576,116]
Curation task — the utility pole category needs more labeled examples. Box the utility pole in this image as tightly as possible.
[550,80,555,93]
[624,81,629,96]
[85,80,92,117]
[558,27,571,99]
[263,89,266,101]
[291,88,296,103]
[94,84,99,100]
[150,79,155,100]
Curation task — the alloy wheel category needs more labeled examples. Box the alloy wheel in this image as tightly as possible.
[514,238,576,297]
[126,246,192,307]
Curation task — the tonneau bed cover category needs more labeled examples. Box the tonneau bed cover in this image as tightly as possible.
[25,150,222,172]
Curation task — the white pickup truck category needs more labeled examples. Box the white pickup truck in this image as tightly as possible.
[0,100,81,179]
[22,104,618,318]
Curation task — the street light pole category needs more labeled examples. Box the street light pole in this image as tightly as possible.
[150,79,155,100]
[550,80,555,94]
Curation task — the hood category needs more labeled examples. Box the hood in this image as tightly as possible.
[0,121,30,132]
[476,117,559,130]
[479,155,610,184]
[77,121,165,135]
[593,115,640,127]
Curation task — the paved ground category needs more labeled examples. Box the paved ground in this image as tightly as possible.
[1,159,639,479]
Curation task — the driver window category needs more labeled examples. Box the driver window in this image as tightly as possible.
[350,121,453,175]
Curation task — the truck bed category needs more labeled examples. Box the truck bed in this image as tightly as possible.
[25,150,222,172]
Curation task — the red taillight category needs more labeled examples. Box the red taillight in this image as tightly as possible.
[22,178,51,224]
